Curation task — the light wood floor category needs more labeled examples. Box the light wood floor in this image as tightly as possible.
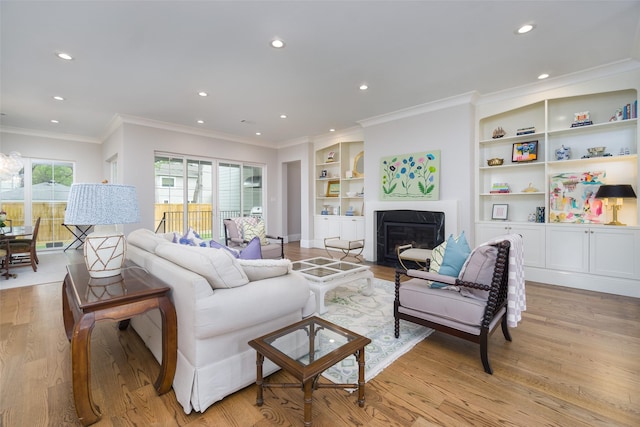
[1,242,639,426]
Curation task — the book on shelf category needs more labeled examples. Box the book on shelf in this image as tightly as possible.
[570,120,593,128]
[490,183,510,193]
[516,126,536,135]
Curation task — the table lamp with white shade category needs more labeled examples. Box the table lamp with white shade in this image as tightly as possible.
[64,183,140,278]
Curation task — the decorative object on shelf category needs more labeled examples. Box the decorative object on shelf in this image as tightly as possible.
[381,150,440,200]
[522,183,538,192]
[487,157,504,166]
[609,108,623,122]
[64,183,140,278]
[346,191,357,197]
[326,180,340,197]
[527,213,536,222]
[512,141,538,162]
[549,171,605,223]
[595,184,638,226]
[619,147,631,155]
[353,151,364,177]
[516,126,535,136]
[571,111,592,127]
[555,145,571,160]
[536,207,545,223]
[320,169,327,178]
[345,170,353,179]
[492,127,505,138]
[326,151,336,162]
[0,151,23,180]
[345,206,355,216]
[321,205,330,215]
[586,146,607,157]
[492,204,508,220]
[490,183,510,194]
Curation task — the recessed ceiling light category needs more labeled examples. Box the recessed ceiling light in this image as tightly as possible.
[50,119,59,124]
[538,73,550,80]
[255,132,262,136]
[53,96,64,101]
[270,39,285,48]
[280,114,287,119]
[329,128,336,132]
[359,84,368,91]
[197,120,204,124]
[516,24,535,34]
[56,52,73,60]
[198,91,208,97]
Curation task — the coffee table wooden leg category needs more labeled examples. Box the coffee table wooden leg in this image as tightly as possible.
[357,347,366,407]
[303,379,314,426]
[71,312,101,426]
[256,353,264,406]
[155,295,177,394]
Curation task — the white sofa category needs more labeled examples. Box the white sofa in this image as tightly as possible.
[125,228,314,414]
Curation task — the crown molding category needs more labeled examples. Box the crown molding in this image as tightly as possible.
[114,114,278,148]
[276,135,313,149]
[357,91,479,128]
[476,59,640,106]
[0,126,101,144]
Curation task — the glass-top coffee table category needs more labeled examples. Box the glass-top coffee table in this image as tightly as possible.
[292,257,374,314]
[248,316,371,427]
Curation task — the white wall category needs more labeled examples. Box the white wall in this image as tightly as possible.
[0,131,103,183]
[118,121,282,235]
[360,101,474,261]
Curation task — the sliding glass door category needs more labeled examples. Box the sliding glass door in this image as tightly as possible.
[155,153,264,243]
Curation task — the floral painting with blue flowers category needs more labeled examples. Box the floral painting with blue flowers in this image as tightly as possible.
[380,150,440,200]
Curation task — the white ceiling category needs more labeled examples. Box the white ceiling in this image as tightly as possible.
[1,1,639,147]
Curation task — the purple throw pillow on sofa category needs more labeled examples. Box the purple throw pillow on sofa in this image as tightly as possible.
[209,239,240,256]
[239,236,263,260]
[208,236,262,259]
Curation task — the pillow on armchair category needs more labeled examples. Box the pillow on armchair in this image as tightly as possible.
[242,220,268,245]
[438,232,471,277]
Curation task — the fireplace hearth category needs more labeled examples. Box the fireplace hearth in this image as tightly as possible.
[376,210,445,266]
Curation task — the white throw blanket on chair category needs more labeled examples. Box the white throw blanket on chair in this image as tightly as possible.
[480,234,526,327]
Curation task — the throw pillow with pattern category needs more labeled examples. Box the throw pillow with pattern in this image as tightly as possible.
[242,220,268,245]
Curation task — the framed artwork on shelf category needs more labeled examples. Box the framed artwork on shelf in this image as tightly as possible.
[326,180,340,197]
[492,204,509,220]
[512,140,538,162]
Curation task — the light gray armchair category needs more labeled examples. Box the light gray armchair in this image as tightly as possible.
[394,237,518,374]
[223,217,284,259]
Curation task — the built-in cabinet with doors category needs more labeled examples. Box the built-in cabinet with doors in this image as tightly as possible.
[314,141,365,246]
[476,88,639,296]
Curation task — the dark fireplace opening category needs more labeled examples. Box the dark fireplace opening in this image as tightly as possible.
[376,210,445,267]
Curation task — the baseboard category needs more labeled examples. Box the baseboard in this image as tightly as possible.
[525,266,640,298]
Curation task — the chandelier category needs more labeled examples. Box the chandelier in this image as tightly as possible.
[0,151,23,180]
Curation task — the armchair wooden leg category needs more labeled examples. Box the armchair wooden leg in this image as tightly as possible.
[480,332,492,375]
[501,314,512,342]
